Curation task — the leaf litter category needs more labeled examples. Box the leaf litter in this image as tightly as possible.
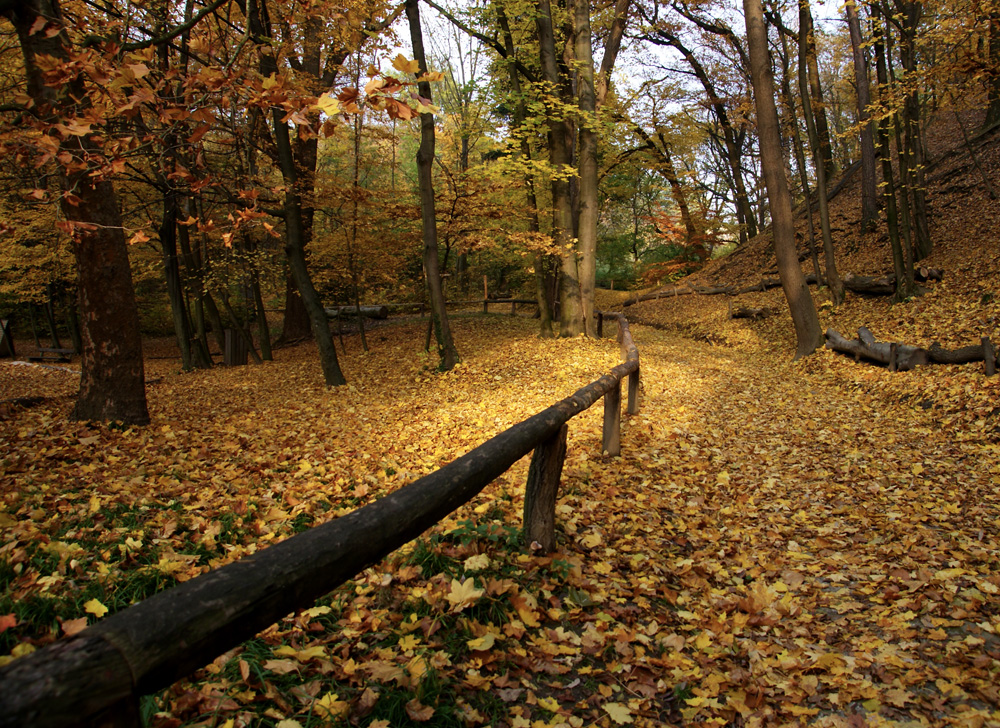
[1,300,998,727]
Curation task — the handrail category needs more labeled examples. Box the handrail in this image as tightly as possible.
[0,314,640,728]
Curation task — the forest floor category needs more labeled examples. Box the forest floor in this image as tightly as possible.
[1,307,998,728]
[3,114,1000,728]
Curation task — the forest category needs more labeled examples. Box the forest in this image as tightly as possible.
[1,0,999,725]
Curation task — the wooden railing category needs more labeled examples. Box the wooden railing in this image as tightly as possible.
[0,314,640,728]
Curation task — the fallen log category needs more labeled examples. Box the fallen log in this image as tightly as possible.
[826,327,996,374]
[325,305,390,320]
[728,302,771,320]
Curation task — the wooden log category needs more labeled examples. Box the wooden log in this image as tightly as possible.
[603,381,621,456]
[842,274,896,296]
[523,424,568,554]
[928,342,988,364]
[627,368,640,415]
[0,319,640,728]
[826,327,929,371]
[324,305,389,320]
[730,306,770,321]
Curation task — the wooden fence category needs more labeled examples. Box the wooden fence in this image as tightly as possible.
[0,314,641,728]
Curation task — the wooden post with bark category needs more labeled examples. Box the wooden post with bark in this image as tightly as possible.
[603,380,622,456]
[524,424,568,553]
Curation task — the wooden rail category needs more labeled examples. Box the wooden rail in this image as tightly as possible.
[0,314,640,728]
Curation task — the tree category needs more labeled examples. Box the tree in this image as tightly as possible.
[3,0,150,424]
[244,0,347,386]
[845,0,880,232]
[407,0,460,370]
[743,0,822,358]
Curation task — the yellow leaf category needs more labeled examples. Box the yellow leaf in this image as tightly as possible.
[467,633,496,651]
[316,94,340,116]
[262,73,279,89]
[604,702,633,724]
[398,634,421,651]
[538,696,560,712]
[694,632,712,651]
[446,577,484,612]
[313,692,349,719]
[464,553,490,571]
[392,53,421,74]
[301,605,331,619]
[83,598,108,618]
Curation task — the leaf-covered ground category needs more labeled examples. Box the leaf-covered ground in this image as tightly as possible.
[3,299,998,727]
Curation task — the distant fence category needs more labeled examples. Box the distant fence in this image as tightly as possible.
[0,314,641,728]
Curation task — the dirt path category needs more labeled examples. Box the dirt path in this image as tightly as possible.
[572,326,1000,726]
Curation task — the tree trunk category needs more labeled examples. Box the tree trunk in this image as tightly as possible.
[897,0,931,260]
[845,0,879,232]
[777,31,823,284]
[279,276,312,342]
[248,0,345,385]
[799,0,844,305]
[536,0,584,336]
[800,1,835,177]
[6,0,149,424]
[44,284,62,349]
[497,0,554,338]
[407,0,459,370]
[574,0,599,337]
[987,11,1000,128]
[744,0,823,359]
[872,9,913,299]
[160,192,195,371]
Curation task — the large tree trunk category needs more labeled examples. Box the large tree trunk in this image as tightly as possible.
[744,0,822,359]
[798,0,844,305]
[845,0,879,232]
[573,0,599,337]
[536,0,584,336]
[7,0,149,425]
[407,0,459,370]
[776,31,822,284]
[897,0,931,260]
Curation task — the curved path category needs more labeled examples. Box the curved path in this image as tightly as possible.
[556,325,1000,726]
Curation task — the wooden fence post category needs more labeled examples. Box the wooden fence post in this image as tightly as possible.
[984,337,996,376]
[627,368,640,415]
[597,312,603,338]
[603,381,621,456]
[524,424,568,553]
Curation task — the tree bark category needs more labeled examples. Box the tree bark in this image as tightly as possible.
[407,0,459,370]
[536,0,584,336]
[743,0,822,359]
[798,0,844,305]
[574,0,599,337]
[872,8,913,300]
[845,0,879,232]
[6,0,149,424]
[800,1,835,177]
[776,31,822,284]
